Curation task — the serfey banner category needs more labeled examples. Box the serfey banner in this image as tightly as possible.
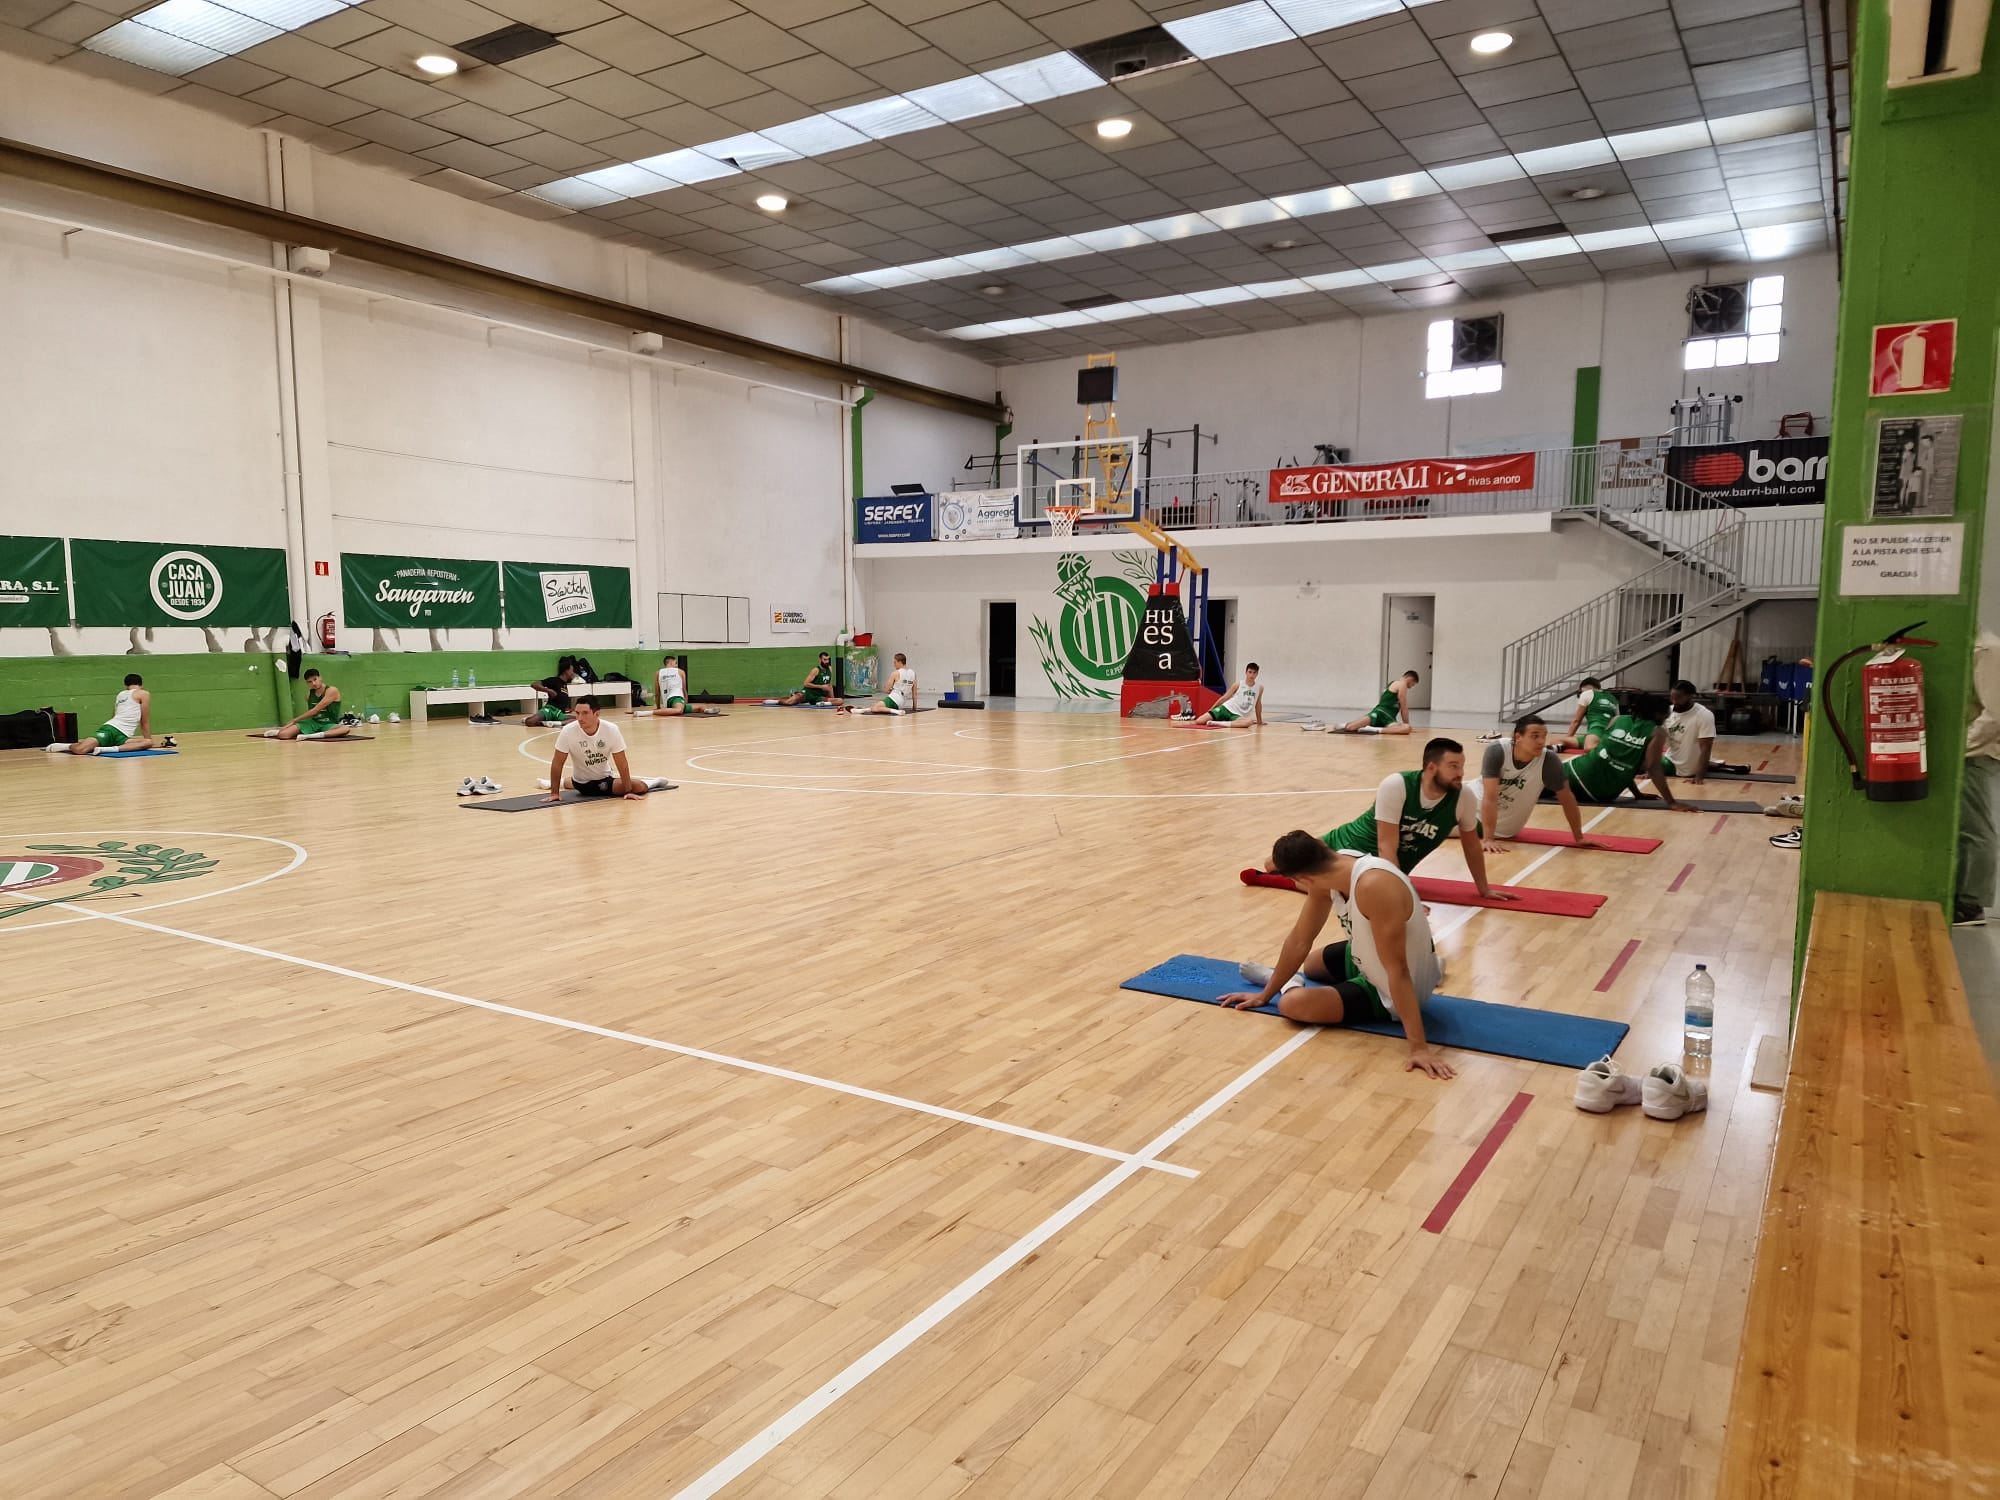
[500,561,633,629]
[343,553,501,629]
[0,536,70,628]
[71,538,286,628]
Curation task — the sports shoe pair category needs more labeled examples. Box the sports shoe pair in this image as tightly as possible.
[456,775,503,796]
[1764,793,1803,819]
[1573,1056,1707,1120]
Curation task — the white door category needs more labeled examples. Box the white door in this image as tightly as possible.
[1384,595,1435,709]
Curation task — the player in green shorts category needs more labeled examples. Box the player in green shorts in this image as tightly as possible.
[646,655,720,717]
[1564,696,1692,810]
[1313,736,1513,899]
[772,652,836,706]
[267,668,350,739]
[46,673,172,754]
[1193,663,1264,727]
[854,652,917,715]
[1559,677,1619,751]
[1333,670,1419,735]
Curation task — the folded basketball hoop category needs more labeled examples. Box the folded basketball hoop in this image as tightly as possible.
[1047,504,1082,538]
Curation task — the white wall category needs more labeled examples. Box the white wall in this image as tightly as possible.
[0,48,996,659]
[860,517,1643,721]
[997,252,1838,478]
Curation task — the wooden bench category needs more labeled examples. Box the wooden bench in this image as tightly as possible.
[1720,892,2000,1497]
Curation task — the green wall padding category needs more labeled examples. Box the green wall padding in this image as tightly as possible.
[0,652,285,732]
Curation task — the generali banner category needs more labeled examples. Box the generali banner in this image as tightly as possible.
[1269,452,1537,504]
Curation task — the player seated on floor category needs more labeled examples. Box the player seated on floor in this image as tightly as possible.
[1221,831,1453,1081]
[1193,663,1265,727]
[266,669,350,739]
[1308,736,1514,901]
[1661,679,1748,780]
[1565,695,1694,811]
[648,655,720,717]
[1333,670,1419,734]
[45,673,174,755]
[1478,715,1599,853]
[1559,677,1619,751]
[854,652,917,715]
[526,661,579,726]
[771,652,836,707]
[539,698,656,801]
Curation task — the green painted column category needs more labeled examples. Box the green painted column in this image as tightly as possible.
[1798,6,2000,959]
[1571,366,1601,508]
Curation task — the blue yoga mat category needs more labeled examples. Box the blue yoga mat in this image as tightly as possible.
[88,748,178,758]
[1121,954,1628,1068]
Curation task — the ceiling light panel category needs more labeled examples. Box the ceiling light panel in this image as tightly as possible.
[137,0,280,51]
[83,0,355,74]
[904,74,1019,122]
[829,96,944,139]
[1268,0,1406,32]
[83,21,226,71]
[985,52,1103,104]
[1163,2,1295,60]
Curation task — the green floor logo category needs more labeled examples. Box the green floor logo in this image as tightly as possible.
[149,550,224,622]
[1031,550,1151,699]
[0,842,218,921]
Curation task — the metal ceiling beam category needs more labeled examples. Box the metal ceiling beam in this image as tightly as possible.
[0,135,1005,423]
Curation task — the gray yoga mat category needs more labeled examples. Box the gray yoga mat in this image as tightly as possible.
[461,784,676,812]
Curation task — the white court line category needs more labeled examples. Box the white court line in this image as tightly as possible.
[59,905,1198,1179]
[1430,806,1620,944]
[690,736,1243,778]
[668,1025,1319,1500]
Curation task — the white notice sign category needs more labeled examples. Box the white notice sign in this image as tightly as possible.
[1839,522,1965,596]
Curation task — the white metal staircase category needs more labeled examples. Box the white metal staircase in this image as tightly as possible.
[1499,481,1821,722]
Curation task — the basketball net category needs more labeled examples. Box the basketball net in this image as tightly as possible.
[1048,505,1081,538]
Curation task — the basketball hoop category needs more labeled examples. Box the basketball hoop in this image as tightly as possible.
[1048,504,1081,538]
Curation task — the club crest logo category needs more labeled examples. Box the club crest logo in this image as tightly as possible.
[1029,550,1151,699]
[0,841,219,922]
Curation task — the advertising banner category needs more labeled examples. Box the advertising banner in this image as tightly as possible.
[1665,436,1829,506]
[0,536,70,628]
[1269,452,1536,504]
[1596,436,1667,494]
[770,606,810,633]
[71,538,287,628]
[938,488,1020,540]
[856,494,934,542]
[342,553,501,630]
[501,561,633,628]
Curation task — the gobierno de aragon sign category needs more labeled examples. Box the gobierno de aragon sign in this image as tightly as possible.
[341,554,502,630]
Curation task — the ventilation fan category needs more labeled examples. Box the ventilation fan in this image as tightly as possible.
[1687,282,1748,337]
[1451,315,1502,368]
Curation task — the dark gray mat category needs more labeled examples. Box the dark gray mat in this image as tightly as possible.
[461,785,676,812]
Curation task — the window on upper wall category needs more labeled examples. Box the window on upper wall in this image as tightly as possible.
[1684,275,1784,370]
[1425,315,1503,398]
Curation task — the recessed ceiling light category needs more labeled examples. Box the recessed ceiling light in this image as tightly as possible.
[414,54,458,75]
[1096,117,1134,139]
[1267,238,1300,250]
[1469,31,1513,54]
[755,193,788,212]
[1568,186,1606,200]
[979,284,1009,295]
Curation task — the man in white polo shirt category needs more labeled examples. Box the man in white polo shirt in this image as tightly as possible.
[1661,680,1748,781]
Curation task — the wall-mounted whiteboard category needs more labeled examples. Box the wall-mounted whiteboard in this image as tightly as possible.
[659,591,750,643]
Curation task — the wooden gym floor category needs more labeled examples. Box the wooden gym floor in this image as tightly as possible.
[0,708,1797,1499]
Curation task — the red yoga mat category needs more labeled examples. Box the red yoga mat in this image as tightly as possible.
[1508,828,1662,854]
[1238,868,1604,918]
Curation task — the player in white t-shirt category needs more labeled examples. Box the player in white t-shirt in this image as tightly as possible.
[1220,831,1454,1080]
[854,652,917,715]
[644,655,721,717]
[539,698,664,800]
[1193,663,1265,727]
[1661,680,1747,780]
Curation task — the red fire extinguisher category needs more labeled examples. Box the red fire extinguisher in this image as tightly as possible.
[317,612,336,652]
[1823,620,1935,802]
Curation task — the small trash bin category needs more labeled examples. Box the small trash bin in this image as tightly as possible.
[952,671,977,700]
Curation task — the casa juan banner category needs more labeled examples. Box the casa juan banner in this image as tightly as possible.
[0,535,70,627]
[1665,436,1829,506]
[1269,452,1537,504]
[501,561,633,628]
[71,538,286,628]
[342,553,501,630]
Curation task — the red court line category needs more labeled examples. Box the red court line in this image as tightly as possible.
[1595,938,1641,992]
[1755,758,1770,771]
[1422,1092,1533,1235]
[1709,814,1728,835]
[1667,862,1694,893]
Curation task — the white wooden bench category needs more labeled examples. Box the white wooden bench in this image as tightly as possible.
[408,680,633,723]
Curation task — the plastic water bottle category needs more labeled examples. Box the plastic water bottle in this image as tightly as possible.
[1683,964,1715,1058]
[468,667,477,687]
[451,668,460,689]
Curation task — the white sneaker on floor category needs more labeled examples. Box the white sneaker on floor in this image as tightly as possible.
[42,742,67,753]
[162,736,177,748]
[1769,828,1801,849]
[1573,1056,1644,1113]
[1642,1064,1709,1121]
[1296,719,1324,731]
[1236,961,1303,992]
[456,776,477,796]
[472,776,503,794]
[536,777,552,790]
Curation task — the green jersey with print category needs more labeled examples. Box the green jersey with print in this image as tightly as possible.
[1371,682,1403,719]
[1324,769,1464,873]
[302,684,340,726]
[1566,714,1657,801]
[1579,688,1619,734]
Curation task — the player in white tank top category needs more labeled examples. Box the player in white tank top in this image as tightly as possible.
[647,657,719,717]
[1221,831,1453,1079]
[854,653,917,715]
[1194,663,1265,727]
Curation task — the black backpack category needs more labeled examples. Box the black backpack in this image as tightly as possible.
[0,708,63,749]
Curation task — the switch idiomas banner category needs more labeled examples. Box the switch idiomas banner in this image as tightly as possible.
[341,554,632,630]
